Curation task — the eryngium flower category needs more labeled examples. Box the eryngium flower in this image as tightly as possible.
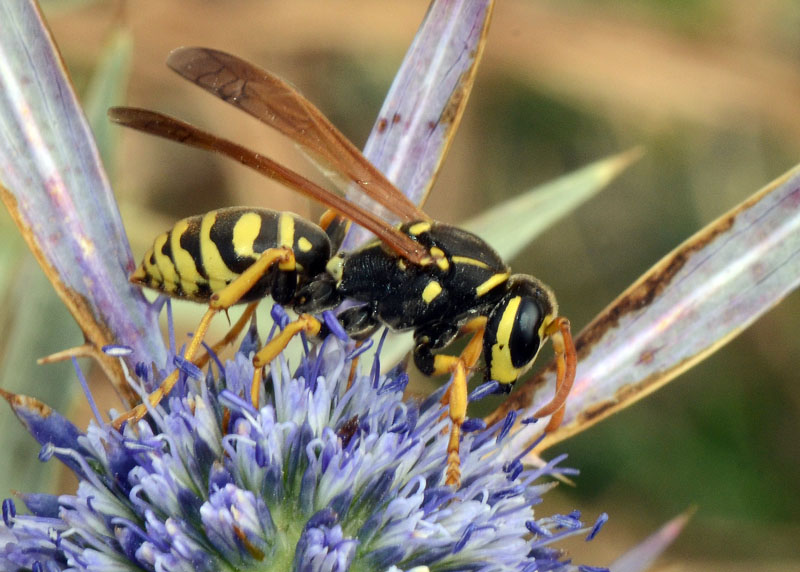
[1,306,605,571]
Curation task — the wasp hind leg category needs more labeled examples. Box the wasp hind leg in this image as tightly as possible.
[112,247,296,430]
[414,318,487,487]
[194,300,260,369]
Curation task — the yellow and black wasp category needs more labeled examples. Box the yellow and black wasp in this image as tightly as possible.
[110,47,576,486]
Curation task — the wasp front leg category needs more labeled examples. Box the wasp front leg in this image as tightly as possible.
[414,319,486,487]
[113,247,296,429]
[532,316,576,432]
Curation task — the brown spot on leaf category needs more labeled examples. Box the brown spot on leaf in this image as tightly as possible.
[579,398,617,423]
[637,347,657,365]
[440,73,468,127]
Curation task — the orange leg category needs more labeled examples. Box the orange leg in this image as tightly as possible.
[532,317,576,432]
[249,313,322,407]
[112,307,216,429]
[195,301,259,368]
[112,248,294,430]
[430,320,486,487]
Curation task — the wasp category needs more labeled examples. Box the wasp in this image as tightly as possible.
[110,47,576,486]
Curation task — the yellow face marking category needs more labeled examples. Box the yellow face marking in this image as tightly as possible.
[297,236,313,252]
[200,211,239,287]
[421,280,443,304]
[232,212,262,258]
[408,221,431,236]
[397,259,407,271]
[451,256,489,269]
[429,247,450,272]
[170,218,202,296]
[490,296,522,383]
[152,232,180,294]
[475,272,510,297]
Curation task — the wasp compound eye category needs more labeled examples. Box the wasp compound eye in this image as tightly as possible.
[508,296,542,369]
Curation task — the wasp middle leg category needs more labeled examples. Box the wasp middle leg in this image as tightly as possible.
[414,318,487,487]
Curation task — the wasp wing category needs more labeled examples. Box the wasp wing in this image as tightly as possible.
[108,107,429,264]
[166,47,429,225]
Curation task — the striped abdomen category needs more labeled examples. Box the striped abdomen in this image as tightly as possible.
[131,207,330,303]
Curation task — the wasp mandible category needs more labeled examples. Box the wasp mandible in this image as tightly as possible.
[110,47,576,487]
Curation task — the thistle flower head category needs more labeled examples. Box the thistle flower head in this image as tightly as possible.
[1,308,605,571]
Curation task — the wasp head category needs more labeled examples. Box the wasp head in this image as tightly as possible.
[483,274,559,385]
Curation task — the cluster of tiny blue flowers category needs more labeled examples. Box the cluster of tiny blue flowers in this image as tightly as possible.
[1,305,606,571]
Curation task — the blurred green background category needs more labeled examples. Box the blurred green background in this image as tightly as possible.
[2,1,799,569]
